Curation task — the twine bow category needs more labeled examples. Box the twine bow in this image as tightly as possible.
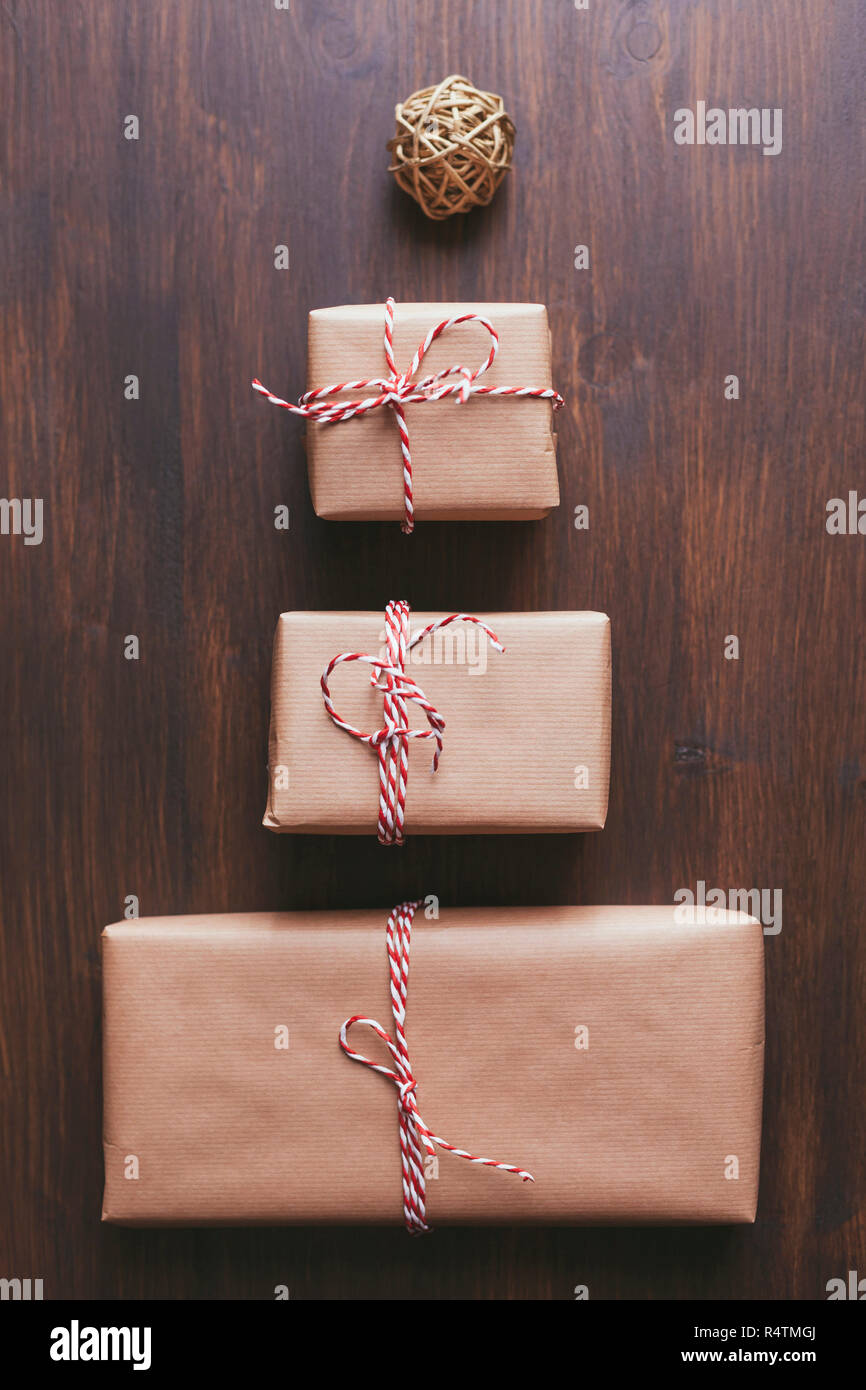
[340,900,535,1234]
[321,600,503,845]
[252,297,564,533]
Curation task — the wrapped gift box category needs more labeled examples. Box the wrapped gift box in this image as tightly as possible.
[304,302,560,521]
[101,906,764,1226]
[264,609,611,835]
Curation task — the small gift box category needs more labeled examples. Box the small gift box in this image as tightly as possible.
[253,300,561,529]
[263,605,611,839]
[101,904,764,1227]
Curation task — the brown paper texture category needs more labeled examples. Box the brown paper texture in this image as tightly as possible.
[101,906,764,1226]
[306,303,560,520]
[264,610,611,834]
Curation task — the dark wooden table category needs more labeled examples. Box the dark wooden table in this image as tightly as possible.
[2,0,863,1300]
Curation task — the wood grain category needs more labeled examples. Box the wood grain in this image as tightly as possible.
[1,0,863,1300]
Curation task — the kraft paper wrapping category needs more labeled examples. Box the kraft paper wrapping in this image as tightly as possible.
[306,303,560,520]
[264,610,611,835]
[101,907,764,1227]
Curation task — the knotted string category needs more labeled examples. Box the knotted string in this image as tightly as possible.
[321,601,503,844]
[339,900,535,1234]
[252,297,564,533]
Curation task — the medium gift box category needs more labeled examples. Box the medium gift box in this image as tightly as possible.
[101,904,764,1227]
[253,300,562,527]
[263,605,611,838]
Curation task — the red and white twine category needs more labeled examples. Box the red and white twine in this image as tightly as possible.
[252,297,564,533]
[321,601,503,845]
[340,900,535,1234]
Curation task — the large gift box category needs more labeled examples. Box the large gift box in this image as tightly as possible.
[264,608,611,836]
[261,301,561,523]
[101,906,764,1226]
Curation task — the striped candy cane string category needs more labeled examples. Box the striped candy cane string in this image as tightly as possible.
[339,900,535,1234]
[252,297,564,534]
[321,601,504,845]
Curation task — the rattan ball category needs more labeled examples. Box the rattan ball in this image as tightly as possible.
[387,75,515,220]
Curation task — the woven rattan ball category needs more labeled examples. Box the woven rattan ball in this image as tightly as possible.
[387,75,515,220]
